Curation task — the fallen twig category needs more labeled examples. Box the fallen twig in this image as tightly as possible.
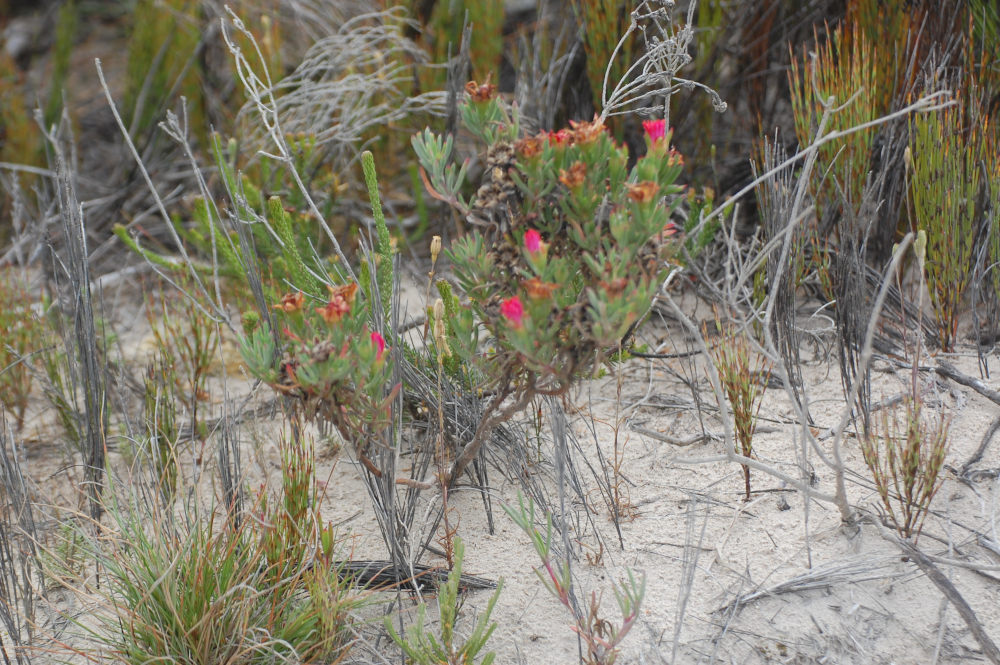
[961,416,1000,477]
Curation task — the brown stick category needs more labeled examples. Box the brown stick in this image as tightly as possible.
[933,361,1000,407]
[445,385,534,486]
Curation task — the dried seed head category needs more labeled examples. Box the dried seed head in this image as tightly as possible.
[903,146,912,174]
[558,161,587,189]
[430,235,442,263]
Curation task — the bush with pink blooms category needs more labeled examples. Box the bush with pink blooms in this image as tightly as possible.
[415,84,696,405]
[240,280,396,447]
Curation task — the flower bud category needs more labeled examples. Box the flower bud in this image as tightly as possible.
[430,235,442,263]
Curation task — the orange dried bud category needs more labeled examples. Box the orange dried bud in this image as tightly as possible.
[465,78,497,102]
[559,161,587,189]
[522,277,559,300]
[600,277,629,298]
[626,181,660,203]
[316,282,358,324]
[569,114,605,144]
[274,291,305,313]
[515,135,544,158]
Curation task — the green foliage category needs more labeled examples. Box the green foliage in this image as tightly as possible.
[789,22,882,228]
[386,537,502,665]
[362,150,394,316]
[39,340,82,449]
[124,0,204,138]
[115,133,335,304]
[907,102,984,351]
[141,359,180,504]
[435,278,480,378]
[572,0,635,114]
[44,0,78,128]
[146,286,220,442]
[410,0,505,89]
[411,127,472,211]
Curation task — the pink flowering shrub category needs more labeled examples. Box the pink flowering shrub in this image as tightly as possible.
[240,280,396,444]
[415,83,691,404]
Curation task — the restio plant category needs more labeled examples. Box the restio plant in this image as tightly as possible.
[415,81,687,485]
[907,97,988,352]
[789,20,881,290]
[0,269,41,430]
[408,0,504,89]
[709,321,772,501]
[861,395,949,542]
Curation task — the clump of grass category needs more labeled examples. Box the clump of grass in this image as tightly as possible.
[140,358,180,504]
[860,231,949,542]
[123,0,204,139]
[412,0,504,89]
[789,21,880,290]
[573,0,635,117]
[82,432,358,665]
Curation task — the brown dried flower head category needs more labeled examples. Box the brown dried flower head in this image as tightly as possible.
[316,282,358,324]
[515,135,544,159]
[274,291,305,313]
[559,161,587,189]
[522,277,559,300]
[626,180,660,203]
[465,77,497,103]
[569,114,605,144]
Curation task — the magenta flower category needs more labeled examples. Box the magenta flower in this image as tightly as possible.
[524,229,542,253]
[500,296,524,328]
[642,119,667,144]
[370,330,386,360]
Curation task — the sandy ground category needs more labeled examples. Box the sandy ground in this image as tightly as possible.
[7,276,1000,665]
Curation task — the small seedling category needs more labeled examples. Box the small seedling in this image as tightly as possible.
[386,536,502,665]
[504,494,644,665]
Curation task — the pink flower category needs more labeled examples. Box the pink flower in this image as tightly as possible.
[642,119,667,143]
[500,296,524,328]
[370,331,386,360]
[524,229,542,253]
[547,128,573,146]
